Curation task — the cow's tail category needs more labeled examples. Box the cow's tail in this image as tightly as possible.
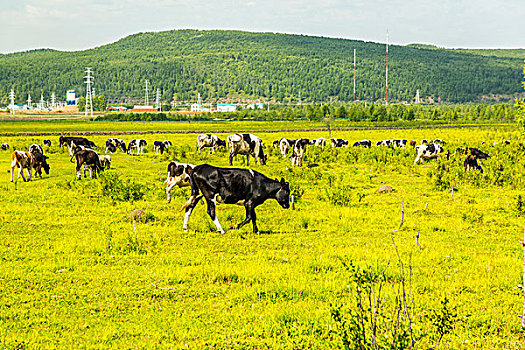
[180,173,201,212]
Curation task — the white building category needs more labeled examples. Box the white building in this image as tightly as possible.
[191,103,203,112]
[216,104,237,112]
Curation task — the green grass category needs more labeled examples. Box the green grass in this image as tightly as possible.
[0,122,524,348]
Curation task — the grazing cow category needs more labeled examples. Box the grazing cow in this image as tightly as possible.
[278,138,296,158]
[503,140,511,145]
[1,143,9,150]
[105,141,117,154]
[409,140,417,147]
[99,155,111,170]
[162,140,172,150]
[469,148,489,160]
[197,134,226,154]
[43,139,51,147]
[414,143,443,165]
[376,140,392,147]
[154,141,167,155]
[290,138,309,166]
[60,136,96,156]
[128,139,147,156]
[464,155,484,173]
[164,161,195,204]
[392,140,408,148]
[314,138,327,149]
[272,140,280,148]
[433,138,446,145]
[330,138,349,147]
[32,153,50,178]
[353,140,372,148]
[421,139,429,145]
[227,134,267,166]
[112,139,127,152]
[180,164,290,234]
[29,144,44,154]
[10,151,37,182]
[71,147,103,179]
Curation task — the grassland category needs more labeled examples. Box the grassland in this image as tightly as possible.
[1,121,524,348]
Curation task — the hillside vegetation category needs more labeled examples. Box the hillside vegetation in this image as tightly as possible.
[0,30,523,105]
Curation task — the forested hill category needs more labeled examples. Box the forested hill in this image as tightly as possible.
[0,29,523,104]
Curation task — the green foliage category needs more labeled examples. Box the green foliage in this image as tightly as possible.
[0,30,522,105]
[98,172,147,202]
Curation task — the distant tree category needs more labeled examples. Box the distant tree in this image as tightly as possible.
[516,62,525,132]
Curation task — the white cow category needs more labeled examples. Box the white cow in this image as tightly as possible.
[226,133,267,166]
[414,144,443,165]
[164,161,195,204]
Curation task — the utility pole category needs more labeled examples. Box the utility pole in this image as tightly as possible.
[144,80,149,105]
[9,88,15,115]
[27,93,32,110]
[51,91,56,110]
[84,68,94,117]
[155,88,161,111]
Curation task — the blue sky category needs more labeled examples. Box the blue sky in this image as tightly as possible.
[1,0,523,53]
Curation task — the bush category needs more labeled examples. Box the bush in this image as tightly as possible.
[99,172,147,202]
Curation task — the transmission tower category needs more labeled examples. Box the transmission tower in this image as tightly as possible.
[9,88,15,115]
[27,93,32,110]
[51,91,56,109]
[155,88,161,110]
[144,80,149,105]
[415,90,420,104]
[197,92,201,105]
[84,68,94,117]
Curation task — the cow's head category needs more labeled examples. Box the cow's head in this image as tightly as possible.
[40,155,50,174]
[260,153,268,165]
[217,139,226,148]
[275,178,290,209]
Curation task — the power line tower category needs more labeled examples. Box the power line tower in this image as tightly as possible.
[39,93,45,110]
[155,88,161,110]
[9,88,15,115]
[144,80,149,105]
[51,91,56,109]
[84,68,94,117]
[415,89,420,104]
[27,93,32,110]
[197,92,201,105]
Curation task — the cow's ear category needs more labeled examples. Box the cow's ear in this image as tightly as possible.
[185,165,193,174]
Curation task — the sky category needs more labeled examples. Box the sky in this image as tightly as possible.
[1,0,523,54]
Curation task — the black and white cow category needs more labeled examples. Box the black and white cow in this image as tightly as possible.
[29,143,44,154]
[180,164,290,234]
[469,148,490,160]
[197,134,226,154]
[290,138,309,166]
[43,139,51,147]
[1,143,9,150]
[105,140,117,154]
[71,147,103,179]
[227,134,267,166]
[162,140,172,150]
[376,140,392,147]
[154,141,167,155]
[392,140,408,148]
[414,143,443,165]
[278,138,297,158]
[128,139,147,156]
[313,138,326,149]
[99,155,111,170]
[353,140,372,148]
[433,138,446,145]
[59,136,96,151]
[32,152,50,178]
[114,139,127,152]
[330,138,349,147]
[164,161,196,204]
[464,155,484,173]
[272,140,280,148]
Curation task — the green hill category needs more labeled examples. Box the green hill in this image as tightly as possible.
[0,29,523,104]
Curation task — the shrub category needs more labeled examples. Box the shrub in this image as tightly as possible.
[98,172,147,202]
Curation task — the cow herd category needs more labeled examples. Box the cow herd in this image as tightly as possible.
[4,131,503,234]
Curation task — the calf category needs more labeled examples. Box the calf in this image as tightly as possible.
[414,143,443,165]
[10,151,37,182]
[99,155,111,170]
[469,148,489,160]
[392,139,407,148]
[330,138,349,147]
[164,161,195,204]
[1,143,9,150]
[197,134,226,154]
[154,141,167,155]
[290,138,309,166]
[128,139,147,156]
[29,144,43,154]
[71,147,103,179]
[226,133,267,166]
[353,140,371,148]
[162,140,172,150]
[464,155,484,173]
[105,141,117,154]
[278,138,296,158]
[180,164,290,234]
[43,139,51,147]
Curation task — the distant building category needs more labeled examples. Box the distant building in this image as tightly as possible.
[131,105,160,112]
[190,103,203,112]
[66,90,77,105]
[216,104,237,112]
[247,103,264,109]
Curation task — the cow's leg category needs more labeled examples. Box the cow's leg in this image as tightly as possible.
[230,203,256,232]
[165,178,176,204]
[76,163,82,180]
[246,155,250,166]
[182,195,203,232]
[27,167,32,181]
[229,152,234,166]
[206,199,225,234]
[19,166,26,182]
